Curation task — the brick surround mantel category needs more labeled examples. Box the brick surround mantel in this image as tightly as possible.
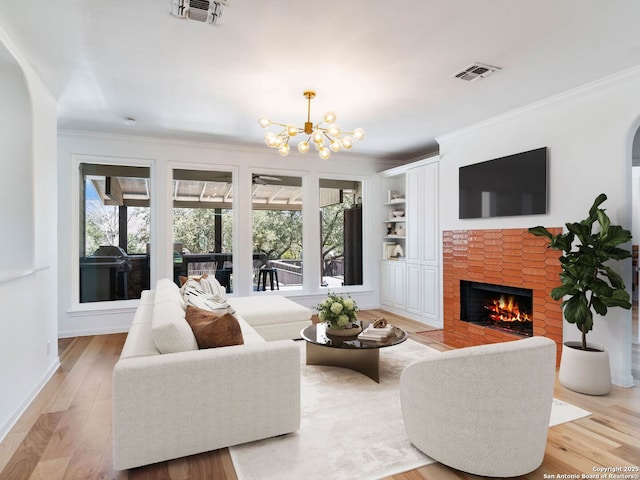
[442,228,563,364]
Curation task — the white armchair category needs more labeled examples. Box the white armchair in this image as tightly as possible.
[399,336,556,477]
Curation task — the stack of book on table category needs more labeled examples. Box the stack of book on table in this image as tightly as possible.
[358,323,393,341]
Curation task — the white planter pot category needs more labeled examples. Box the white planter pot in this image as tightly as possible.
[558,341,611,395]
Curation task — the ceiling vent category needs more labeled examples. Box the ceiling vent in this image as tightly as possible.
[452,63,501,82]
[172,0,227,25]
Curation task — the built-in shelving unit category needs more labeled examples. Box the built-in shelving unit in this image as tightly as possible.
[379,156,440,327]
[382,188,407,260]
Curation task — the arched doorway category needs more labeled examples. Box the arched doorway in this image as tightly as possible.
[631,125,640,382]
[0,41,33,267]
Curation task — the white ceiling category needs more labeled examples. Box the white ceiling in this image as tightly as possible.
[1,1,640,160]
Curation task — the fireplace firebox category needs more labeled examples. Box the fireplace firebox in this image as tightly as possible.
[460,280,533,337]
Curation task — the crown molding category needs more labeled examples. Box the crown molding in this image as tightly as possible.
[436,65,640,144]
[58,129,267,153]
[57,129,383,162]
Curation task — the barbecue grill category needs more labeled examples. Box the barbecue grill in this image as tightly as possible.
[80,245,131,302]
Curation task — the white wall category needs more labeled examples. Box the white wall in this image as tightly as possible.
[0,27,59,441]
[437,67,640,387]
[57,132,388,336]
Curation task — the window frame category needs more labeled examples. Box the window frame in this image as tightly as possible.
[316,171,371,295]
[319,177,364,289]
[70,154,155,311]
[250,169,305,293]
[171,164,237,292]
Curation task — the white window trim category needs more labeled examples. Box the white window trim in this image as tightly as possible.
[318,171,372,294]
[248,167,309,295]
[168,160,238,292]
[70,154,155,312]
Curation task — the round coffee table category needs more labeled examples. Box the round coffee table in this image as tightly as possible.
[300,322,408,382]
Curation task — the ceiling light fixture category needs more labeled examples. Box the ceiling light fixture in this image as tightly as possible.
[258,91,365,160]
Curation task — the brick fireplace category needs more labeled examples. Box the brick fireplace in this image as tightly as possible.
[442,228,563,364]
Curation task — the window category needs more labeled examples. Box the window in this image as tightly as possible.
[172,169,234,291]
[320,179,363,287]
[79,163,151,303]
[252,174,303,291]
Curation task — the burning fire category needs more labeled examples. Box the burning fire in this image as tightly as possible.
[484,295,531,324]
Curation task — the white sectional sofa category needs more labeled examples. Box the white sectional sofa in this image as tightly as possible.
[229,295,313,341]
[112,279,310,470]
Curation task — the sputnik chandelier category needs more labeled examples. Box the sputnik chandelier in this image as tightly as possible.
[258,91,365,160]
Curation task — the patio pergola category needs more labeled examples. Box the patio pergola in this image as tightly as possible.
[80,164,360,299]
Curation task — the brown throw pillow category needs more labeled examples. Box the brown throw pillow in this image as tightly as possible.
[185,305,244,349]
[179,273,208,286]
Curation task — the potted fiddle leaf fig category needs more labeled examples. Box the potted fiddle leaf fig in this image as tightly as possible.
[528,193,632,395]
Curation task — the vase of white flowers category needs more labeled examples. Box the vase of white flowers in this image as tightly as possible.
[315,292,360,336]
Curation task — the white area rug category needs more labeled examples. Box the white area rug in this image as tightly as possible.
[549,397,591,427]
[229,339,591,480]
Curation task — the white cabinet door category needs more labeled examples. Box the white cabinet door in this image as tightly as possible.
[405,168,421,264]
[407,162,438,265]
[380,261,393,306]
[392,262,406,310]
[406,263,422,315]
[421,265,438,322]
[421,162,439,266]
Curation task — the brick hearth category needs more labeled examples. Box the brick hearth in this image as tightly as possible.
[442,228,563,364]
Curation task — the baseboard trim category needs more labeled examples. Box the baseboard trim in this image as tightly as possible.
[0,358,60,443]
[612,372,636,388]
[58,325,130,338]
[378,304,443,329]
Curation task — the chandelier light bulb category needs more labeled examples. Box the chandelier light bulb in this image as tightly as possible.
[287,124,299,136]
[258,115,271,128]
[319,147,331,160]
[265,132,279,147]
[353,128,365,141]
[328,124,341,137]
[312,130,324,144]
[341,136,353,149]
[323,111,336,123]
[330,140,342,152]
[298,141,310,153]
[279,144,290,156]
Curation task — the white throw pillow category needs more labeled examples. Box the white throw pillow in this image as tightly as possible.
[179,277,202,295]
[157,279,187,309]
[184,288,228,311]
[200,276,228,303]
[150,300,198,354]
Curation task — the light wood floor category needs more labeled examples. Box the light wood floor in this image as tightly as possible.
[1,310,638,480]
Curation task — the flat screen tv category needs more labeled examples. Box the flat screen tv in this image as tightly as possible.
[459,147,547,219]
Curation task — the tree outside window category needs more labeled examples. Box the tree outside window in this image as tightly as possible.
[320,179,363,287]
[79,163,151,303]
[172,169,234,291]
[251,174,303,290]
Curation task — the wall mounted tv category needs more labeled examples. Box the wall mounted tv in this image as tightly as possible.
[459,147,547,219]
